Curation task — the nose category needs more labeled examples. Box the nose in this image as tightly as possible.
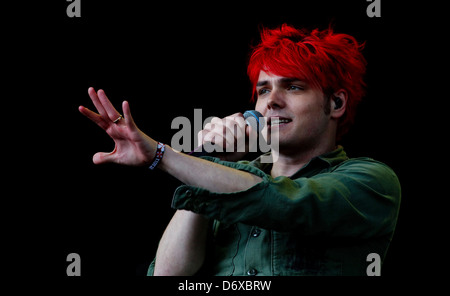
[266,89,286,111]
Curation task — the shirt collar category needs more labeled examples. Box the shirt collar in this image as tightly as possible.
[250,145,348,177]
[315,145,348,167]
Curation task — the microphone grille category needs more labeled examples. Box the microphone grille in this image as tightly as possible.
[243,110,265,132]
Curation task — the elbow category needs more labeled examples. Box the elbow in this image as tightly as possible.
[247,174,263,190]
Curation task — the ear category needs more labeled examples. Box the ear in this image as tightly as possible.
[330,89,347,119]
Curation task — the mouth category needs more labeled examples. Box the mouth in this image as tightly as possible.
[269,117,292,127]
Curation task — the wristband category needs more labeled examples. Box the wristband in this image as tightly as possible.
[149,142,165,170]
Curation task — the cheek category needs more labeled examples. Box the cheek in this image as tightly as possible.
[295,103,329,133]
[254,100,265,114]
[295,102,320,121]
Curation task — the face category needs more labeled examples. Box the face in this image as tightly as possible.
[255,71,332,154]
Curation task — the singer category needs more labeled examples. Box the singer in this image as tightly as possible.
[79,24,400,276]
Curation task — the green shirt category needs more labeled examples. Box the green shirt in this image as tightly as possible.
[148,146,401,276]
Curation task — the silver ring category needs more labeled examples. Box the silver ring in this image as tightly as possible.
[113,115,123,123]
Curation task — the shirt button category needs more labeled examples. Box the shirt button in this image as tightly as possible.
[185,189,192,197]
[251,228,261,237]
[247,268,258,276]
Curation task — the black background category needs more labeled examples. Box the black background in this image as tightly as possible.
[8,0,446,290]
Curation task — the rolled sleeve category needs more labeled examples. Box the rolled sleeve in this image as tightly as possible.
[146,258,156,276]
[171,156,270,221]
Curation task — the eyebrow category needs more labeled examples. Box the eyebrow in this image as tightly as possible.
[256,77,303,87]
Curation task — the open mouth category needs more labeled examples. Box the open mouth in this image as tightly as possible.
[269,117,292,127]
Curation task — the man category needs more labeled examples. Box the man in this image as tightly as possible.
[79,24,400,276]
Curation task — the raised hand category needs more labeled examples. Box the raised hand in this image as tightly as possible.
[78,87,157,166]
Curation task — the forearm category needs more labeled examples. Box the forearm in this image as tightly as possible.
[159,145,263,193]
[153,210,209,276]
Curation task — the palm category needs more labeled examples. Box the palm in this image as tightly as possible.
[79,88,157,166]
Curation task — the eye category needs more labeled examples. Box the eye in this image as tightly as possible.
[258,88,270,96]
[288,85,304,91]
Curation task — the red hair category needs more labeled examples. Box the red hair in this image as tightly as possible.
[247,24,367,140]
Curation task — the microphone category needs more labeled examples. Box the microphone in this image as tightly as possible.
[243,110,265,133]
[188,110,265,157]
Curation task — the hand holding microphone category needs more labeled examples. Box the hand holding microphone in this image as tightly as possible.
[190,110,265,161]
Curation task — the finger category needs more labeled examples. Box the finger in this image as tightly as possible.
[198,129,223,145]
[222,124,236,148]
[246,124,255,137]
[197,129,211,146]
[210,116,223,126]
[122,100,136,128]
[205,119,232,149]
[202,129,215,143]
[219,115,244,148]
[202,133,225,152]
[228,112,245,119]
[88,87,108,118]
[78,105,110,130]
[97,89,123,122]
[203,122,212,132]
[223,115,246,140]
[198,121,214,146]
[208,117,228,139]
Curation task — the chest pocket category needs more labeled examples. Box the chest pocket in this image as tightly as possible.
[272,232,342,276]
[211,221,242,276]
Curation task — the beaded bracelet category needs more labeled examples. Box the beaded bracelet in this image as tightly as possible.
[149,142,165,170]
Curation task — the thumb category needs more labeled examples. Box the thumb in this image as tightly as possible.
[93,147,117,165]
[245,124,252,137]
[246,124,258,139]
[246,124,259,152]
